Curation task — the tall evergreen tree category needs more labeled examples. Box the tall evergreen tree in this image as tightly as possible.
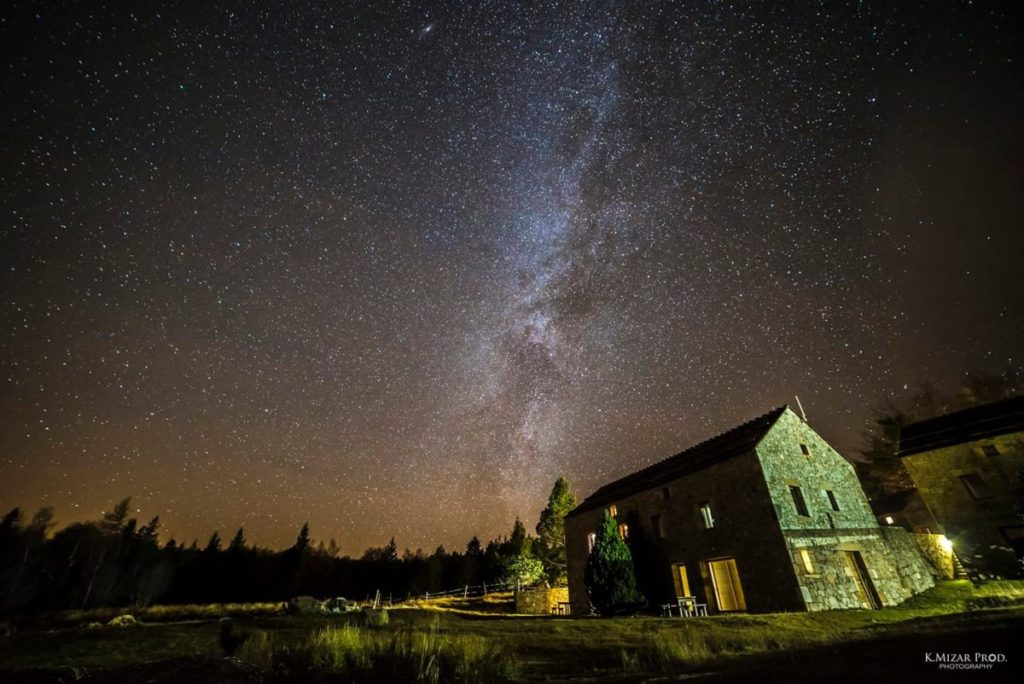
[508,517,531,556]
[536,476,578,584]
[293,522,311,554]
[100,497,132,534]
[204,531,222,553]
[584,511,645,615]
[228,528,246,552]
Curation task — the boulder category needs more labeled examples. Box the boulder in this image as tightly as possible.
[287,596,326,615]
[107,614,138,627]
[325,596,358,613]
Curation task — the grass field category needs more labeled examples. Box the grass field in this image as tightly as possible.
[1,580,1023,682]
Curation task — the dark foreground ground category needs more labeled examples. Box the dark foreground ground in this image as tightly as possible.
[1,581,1022,682]
[705,611,1023,684]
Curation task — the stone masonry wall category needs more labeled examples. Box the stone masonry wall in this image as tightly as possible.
[901,433,1024,554]
[880,526,937,595]
[565,450,801,614]
[783,527,933,611]
[761,411,934,609]
[912,532,955,579]
[515,586,569,615]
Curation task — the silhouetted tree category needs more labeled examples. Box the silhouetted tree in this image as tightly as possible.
[204,531,222,553]
[293,523,311,554]
[100,497,132,534]
[536,476,577,584]
[228,528,247,552]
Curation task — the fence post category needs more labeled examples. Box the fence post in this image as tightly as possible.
[464,585,468,598]
[483,582,487,595]
[424,591,429,600]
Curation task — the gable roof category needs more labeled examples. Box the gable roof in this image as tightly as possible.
[567,406,789,518]
[897,395,1024,457]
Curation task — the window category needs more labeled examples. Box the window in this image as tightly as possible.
[651,514,664,539]
[960,473,994,500]
[799,549,815,574]
[982,444,1000,457]
[587,532,596,552]
[799,443,811,457]
[662,486,671,499]
[825,489,840,511]
[789,485,810,517]
[699,502,715,529]
[618,523,630,540]
[607,504,618,517]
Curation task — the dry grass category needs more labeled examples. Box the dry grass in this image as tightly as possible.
[2,581,1024,680]
[237,621,518,682]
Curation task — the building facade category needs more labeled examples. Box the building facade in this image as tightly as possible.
[565,406,936,614]
[898,396,1024,574]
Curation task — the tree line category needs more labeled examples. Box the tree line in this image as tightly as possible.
[0,478,578,614]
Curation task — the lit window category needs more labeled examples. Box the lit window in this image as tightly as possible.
[825,489,840,511]
[587,532,596,552]
[982,444,1000,457]
[884,515,895,525]
[607,504,618,517]
[960,474,993,500]
[799,549,815,574]
[789,485,810,517]
[699,502,715,529]
[651,514,664,539]
[799,443,810,457]
[618,523,630,540]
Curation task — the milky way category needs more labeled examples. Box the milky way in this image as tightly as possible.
[2,2,1022,554]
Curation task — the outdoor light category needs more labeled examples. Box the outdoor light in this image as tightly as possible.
[884,516,894,525]
[938,535,953,553]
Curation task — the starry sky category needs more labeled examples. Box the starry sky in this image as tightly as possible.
[2,1,1022,554]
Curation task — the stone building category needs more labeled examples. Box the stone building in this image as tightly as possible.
[897,396,1024,573]
[565,406,936,614]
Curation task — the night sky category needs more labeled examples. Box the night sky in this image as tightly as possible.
[2,2,1022,554]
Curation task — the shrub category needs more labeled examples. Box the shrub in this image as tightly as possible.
[584,511,645,615]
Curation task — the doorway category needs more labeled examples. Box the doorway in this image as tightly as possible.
[843,551,881,609]
[671,563,691,597]
[705,557,746,611]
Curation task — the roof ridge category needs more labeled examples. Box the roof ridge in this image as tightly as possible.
[570,404,789,515]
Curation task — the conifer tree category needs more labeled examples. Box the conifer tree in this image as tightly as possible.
[292,522,311,554]
[584,511,645,615]
[294,520,309,552]
[536,476,577,584]
[204,531,222,553]
[228,528,246,552]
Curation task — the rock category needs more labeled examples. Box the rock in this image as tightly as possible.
[107,614,138,627]
[85,622,104,630]
[287,596,326,614]
[325,596,358,613]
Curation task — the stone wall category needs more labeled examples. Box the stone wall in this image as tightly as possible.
[901,433,1024,572]
[515,586,569,615]
[783,527,934,611]
[755,410,879,532]
[880,526,938,595]
[912,532,955,579]
[565,449,802,614]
